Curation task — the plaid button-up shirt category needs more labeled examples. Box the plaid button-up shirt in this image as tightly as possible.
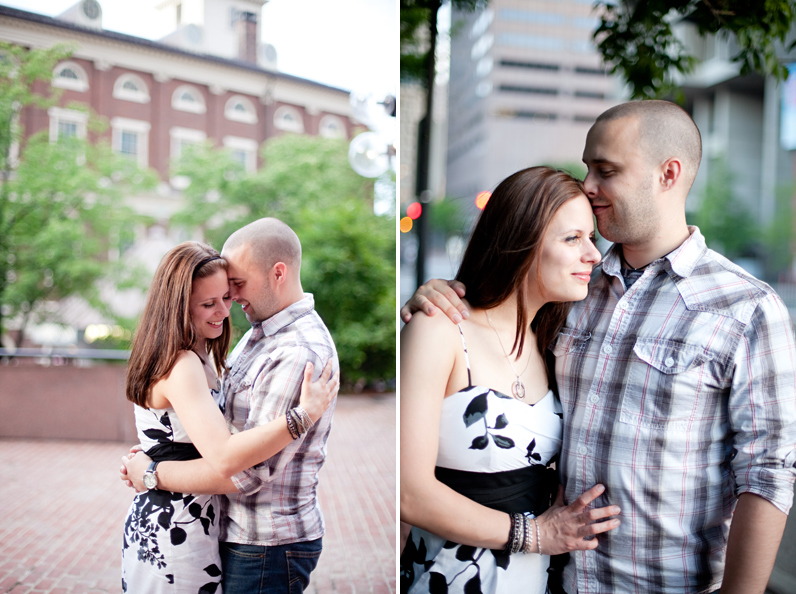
[219,294,338,546]
[554,227,796,593]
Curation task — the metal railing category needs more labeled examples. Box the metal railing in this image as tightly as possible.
[0,347,130,360]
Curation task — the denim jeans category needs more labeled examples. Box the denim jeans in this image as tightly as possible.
[220,538,323,594]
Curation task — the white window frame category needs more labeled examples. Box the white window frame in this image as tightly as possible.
[111,117,150,167]
[52,61,89,93]
[224,95,258,124]
[223,136,258,174]
[113,73,150,104]
[273,105,304,133]
[172,84,206,114]
[170,126,207,160]
[318,114,346,139]
[48,107,88,142]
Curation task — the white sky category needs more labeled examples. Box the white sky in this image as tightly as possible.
[4,0,397,98]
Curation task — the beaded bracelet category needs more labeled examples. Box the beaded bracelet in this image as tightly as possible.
[286,411,300,439]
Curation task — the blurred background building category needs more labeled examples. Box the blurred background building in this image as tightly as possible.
[1,0,354,213]
[446,0,620,207]
[400,0,625,304]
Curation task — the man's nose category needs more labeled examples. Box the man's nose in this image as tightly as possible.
[582,170,598,197]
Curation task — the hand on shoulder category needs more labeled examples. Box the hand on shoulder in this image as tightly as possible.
[401,299,468,342]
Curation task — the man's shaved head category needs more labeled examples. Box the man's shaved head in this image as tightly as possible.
[595,100,702,191]
[223,217,302,273]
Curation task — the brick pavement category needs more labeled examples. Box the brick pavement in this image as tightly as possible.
[0,394,396,594]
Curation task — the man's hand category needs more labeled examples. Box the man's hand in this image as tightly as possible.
[399,279,469,324]
[121,450,153,492]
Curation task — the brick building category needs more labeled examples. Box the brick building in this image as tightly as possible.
[1,0,354,220]
[0,0,358,340]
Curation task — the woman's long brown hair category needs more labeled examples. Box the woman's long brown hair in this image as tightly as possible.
[455,167,586,378]
[126,242,232,407]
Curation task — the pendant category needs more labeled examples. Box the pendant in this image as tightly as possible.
[512,379,526,400]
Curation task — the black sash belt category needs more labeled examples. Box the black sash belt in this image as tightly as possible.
[434,464,558,516]
[145,442,201,462]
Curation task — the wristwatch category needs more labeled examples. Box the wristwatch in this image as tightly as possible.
[143,460,160,490]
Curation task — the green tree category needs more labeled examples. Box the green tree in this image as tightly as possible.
[763,183,795,279]
[172,135,396,386]
[687,157,759,260]
[0,42,154,340]
[594,0,796,99]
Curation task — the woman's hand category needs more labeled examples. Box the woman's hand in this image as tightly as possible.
[535,484,621,555]
[120,450,153,493]
[119,444,144,490]
[299,360,339,423]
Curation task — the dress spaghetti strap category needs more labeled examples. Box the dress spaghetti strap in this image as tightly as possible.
[456,324,473,388]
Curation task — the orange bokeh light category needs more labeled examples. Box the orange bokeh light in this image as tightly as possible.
[400,217,413,233]
[475,191,491,210]
[406,202,422,220]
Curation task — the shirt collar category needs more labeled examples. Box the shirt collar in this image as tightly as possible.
[252,293,316,338]
[601,226,707,280]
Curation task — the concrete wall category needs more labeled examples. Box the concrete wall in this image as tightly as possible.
[0,364,137,442]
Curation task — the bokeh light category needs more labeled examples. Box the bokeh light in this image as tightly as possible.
[475,191,491,210]
[400,216,413,233]
[406,202,422,220]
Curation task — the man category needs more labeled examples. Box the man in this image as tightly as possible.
[125,217,339,593]
[402,100,796,593]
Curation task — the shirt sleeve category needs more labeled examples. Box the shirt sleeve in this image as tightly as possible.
[229,343,331,496]
[729,291,796,514]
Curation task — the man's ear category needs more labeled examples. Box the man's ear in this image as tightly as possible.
[660,158,682,191]
[272,262,287,284]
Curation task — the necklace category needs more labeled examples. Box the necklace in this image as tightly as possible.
[620,249,650,272]
[485,310,531,400]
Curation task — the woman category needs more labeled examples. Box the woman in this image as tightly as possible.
[121,242,338,593]
[400,167,620,593]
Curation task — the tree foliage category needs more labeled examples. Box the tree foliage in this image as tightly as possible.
[400,0,488,85]
[172,135,396,386]
[687,157,759,260]
[0,42,154,338]
[595,0,796,99]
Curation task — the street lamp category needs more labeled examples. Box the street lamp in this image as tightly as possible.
[348,92,396,217]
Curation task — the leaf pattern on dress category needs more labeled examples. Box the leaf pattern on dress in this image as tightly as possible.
[463,394,488,427]
[401,387,562,593]
[123,401,222,592]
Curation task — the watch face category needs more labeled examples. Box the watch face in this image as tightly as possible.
[143,472,157,490]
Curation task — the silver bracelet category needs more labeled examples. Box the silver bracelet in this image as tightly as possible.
[293,405,314,432]
[522,515,534,554]
[533,517,542,555]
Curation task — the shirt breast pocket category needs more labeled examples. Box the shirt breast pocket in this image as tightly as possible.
[621,337,721,430]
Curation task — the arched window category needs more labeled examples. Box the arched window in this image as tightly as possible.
[273,105,304,133]
[172,85,206,114]
[53,61,89,92]
[113,73,150,103]
[224,95,258,124]
[319,114,346,139]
